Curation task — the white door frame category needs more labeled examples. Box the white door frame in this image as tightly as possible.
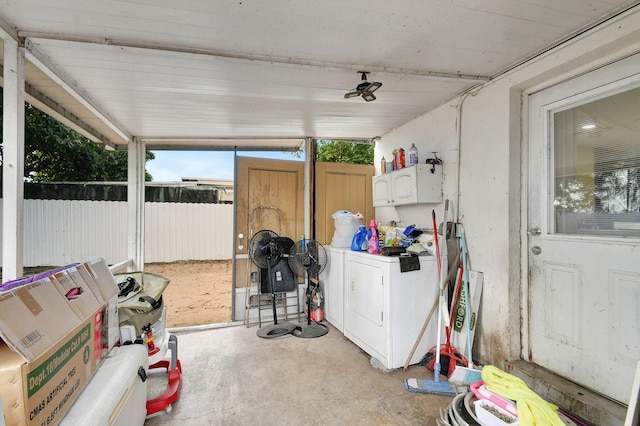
[520,53,640,402]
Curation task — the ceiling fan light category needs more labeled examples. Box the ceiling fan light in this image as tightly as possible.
[362,91,377,102]
[344,90,361,99]
[368,81,382,93]
[344,71,382,101]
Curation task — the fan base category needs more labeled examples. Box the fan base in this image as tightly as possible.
[293,323,329,338]
[256,322,297,339]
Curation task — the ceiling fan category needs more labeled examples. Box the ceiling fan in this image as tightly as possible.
[344,71,382,102]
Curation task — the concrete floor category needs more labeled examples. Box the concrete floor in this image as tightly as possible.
[143,322,452,425]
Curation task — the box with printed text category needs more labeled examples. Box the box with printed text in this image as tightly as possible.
[0,258,118,426]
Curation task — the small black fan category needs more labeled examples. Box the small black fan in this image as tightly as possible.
[289,239,329,338]
[344,71,382,102]
[249,230,297,338]
[249,229,280,269]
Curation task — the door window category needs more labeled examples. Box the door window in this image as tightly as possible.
[551,86,640,237]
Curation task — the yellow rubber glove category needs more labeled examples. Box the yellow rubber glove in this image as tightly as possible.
[481,365,564,426]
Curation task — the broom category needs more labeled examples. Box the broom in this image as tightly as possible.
[428,265,468,376]
[405,200,456,397]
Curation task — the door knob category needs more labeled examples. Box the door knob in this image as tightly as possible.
[528,227,541,236]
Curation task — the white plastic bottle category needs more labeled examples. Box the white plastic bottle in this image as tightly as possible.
[409,143,419,165]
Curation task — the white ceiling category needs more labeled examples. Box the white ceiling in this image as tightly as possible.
[0,0,638,150]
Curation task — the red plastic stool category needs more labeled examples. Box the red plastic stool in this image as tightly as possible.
[146,334,182,416]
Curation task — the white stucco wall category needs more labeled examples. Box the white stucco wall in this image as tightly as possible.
[374,8,640,367]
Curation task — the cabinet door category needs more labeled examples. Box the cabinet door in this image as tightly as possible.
[372,174,393,207]
[344,257,387,362]
[391,167,417,205]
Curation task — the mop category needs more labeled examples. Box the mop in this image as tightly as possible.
[405,200,456,397]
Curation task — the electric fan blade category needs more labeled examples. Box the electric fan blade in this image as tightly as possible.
[288,239,328,277]
[249,230,281,269]
[288,253,307,277]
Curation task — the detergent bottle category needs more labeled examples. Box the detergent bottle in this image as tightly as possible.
[367,220,380,254]
[351,223,367,251]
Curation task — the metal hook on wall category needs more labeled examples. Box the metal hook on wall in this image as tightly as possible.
[425,152,442,173]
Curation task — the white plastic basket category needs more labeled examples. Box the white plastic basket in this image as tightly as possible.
[474,399,519,426]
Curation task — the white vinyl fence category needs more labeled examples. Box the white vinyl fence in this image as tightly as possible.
[0,199,233,267]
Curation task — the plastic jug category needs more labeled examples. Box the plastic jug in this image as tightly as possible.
[351,224,367,251]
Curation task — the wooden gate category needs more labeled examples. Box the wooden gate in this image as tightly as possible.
[315,162,374,246]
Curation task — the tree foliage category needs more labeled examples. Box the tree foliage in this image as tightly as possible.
[554,169,640,214]
[297,139,374,164]
[1,90,154,182]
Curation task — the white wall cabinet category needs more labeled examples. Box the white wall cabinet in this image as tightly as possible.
[332,251,439,370]
[372,164,442,207]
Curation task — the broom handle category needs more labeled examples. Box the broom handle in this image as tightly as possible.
[402,248,462,371]
[434,199,450,380]
[461,229,473,365]
[432,210,441,279]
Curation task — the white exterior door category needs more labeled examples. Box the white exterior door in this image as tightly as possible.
[527,54,640,404]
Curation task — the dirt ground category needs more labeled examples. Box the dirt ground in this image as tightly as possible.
[143,260,233,328]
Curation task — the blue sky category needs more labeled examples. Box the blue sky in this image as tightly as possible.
[146,150,300,182]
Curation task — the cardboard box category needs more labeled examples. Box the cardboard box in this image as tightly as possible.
[0,258,118,426]
[82,261,120,354]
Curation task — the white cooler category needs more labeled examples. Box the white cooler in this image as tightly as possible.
[60,344,149,426]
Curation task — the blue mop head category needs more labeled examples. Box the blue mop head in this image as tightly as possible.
[405,363,456,397]
[404,362,456,396]
[404,378,457,397]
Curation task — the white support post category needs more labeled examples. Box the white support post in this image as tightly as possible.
[2,39,25,280]
[127,138,146,271]
[304,137,312,239]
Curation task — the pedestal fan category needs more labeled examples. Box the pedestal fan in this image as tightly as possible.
[288,238,329,338]
[249,230,297,338]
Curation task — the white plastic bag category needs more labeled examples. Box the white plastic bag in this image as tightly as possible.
[330,210,361,248]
